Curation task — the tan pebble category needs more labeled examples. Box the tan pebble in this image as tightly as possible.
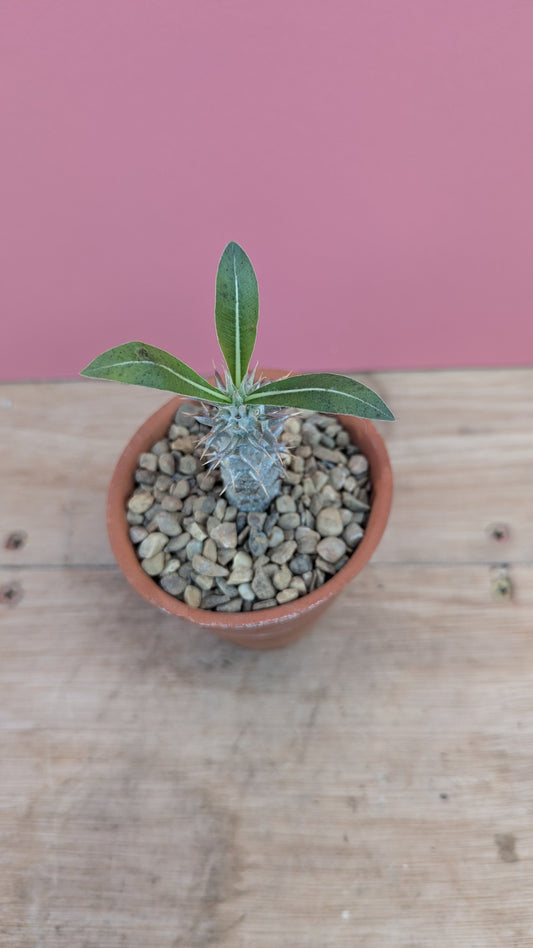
[138,532,168,559]
[151,439,169,455]
[295,526,320,554]
[312,471,329,491]
[153,511,182,536]
[267,526,285,548]
[195,574,215,591]
[127,491,155,514]
[227,567,253,585]
[276,588,300,604]
[348,455,369,476]
[126,511,144,525]
[171,436,195,453]
[290,576,307,594]
[141,551,165,576]
[197,472,216,491]
[171,478,190,499]
[329,466,348,490]
[272,565,292,591]
[161,495,182,512]
[252,598,278,610]
[276,494,296,514]
[278,512,300,529]
[139,452,158,472]
[158,452,175,475]
[161,558,181,575]
[321,484,340,504]
[214,499,227,520]
[184,585,202,608]
[284,417,302,434]
[223,505,238,522]
[203,538,218,562]
[270,540,297,565]
[190,522,208,542]
[233,550,253,570]
[191,554,229,577]
[316,536,347,563]
[217,548,235,566]
[316,506,344,537]
[216,598,243,613]
[210,522,238,549]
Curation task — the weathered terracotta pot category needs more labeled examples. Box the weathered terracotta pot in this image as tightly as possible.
[107,372,393,649]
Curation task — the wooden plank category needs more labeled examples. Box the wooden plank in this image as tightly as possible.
[1,563,533,946]
[1,370,532,570]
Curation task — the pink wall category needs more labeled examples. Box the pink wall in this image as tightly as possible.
[2,1,532,381]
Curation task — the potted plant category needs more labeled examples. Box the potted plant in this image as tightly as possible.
[82,242,394,649]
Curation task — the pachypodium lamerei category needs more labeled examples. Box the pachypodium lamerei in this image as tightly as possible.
[81,242,394,511]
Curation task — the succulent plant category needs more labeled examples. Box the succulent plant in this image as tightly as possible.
[81,242,394,511]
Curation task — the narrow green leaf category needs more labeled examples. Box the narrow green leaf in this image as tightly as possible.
[244,373,395,420]
[80,342,231,404]
[215,242,259,387]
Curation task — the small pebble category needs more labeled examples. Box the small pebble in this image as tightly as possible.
[316,506,344,537]
[278,512,301,530]
[160,574,187,597]
[158,452,175,475]
[343,523,365,546]
[348,455,369,476]
[171,479,190,499]
[251,568,276,600]
[127,491,154,514]
[129,525,148,543]
[179,455,199,475]
[316,536,347,563]
[270,540,298,565]
[152,511,182,537]
[139,452,158,472]
[267,526,285,548]
[273,565,293,591]
[276,588,299,604]
[138,532,168,559]
[184,585,202,608]
[248,530,269,557]
[289,554,313,575]
[295,526,320,554]
[141,552,165,576]
[276,495,296,513]
[191,554,229,578]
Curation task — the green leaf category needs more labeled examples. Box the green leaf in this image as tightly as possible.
[80,342,231,404]
[244,373,395,420]
[215,242,259,387]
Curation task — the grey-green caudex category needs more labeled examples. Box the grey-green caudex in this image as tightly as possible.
[82,242,394,511]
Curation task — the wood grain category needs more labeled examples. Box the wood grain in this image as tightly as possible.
[1,371,532,947]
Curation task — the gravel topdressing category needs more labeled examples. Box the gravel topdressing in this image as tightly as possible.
[125,402,372,613]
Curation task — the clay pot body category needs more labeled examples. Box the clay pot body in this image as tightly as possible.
[107,373,393,649]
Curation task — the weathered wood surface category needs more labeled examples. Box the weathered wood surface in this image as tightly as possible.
[1,370,532,947]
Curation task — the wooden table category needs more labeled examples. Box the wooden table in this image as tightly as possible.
[1,370,532,947]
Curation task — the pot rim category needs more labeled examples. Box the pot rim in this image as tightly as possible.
[107,379,393,631]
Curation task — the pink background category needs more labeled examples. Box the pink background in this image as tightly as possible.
[1,1,532,381]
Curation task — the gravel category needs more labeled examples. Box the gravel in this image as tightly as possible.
[126,407,372,613]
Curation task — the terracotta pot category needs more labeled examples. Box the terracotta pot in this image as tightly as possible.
[107,372,393,649]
